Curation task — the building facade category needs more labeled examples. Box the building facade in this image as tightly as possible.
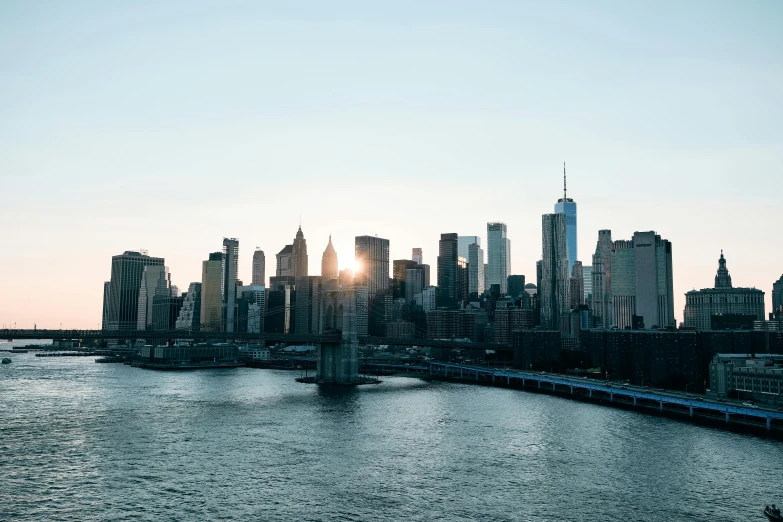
[105,251,165,331]
[437,233,460,309]
[175,282,202,331]
[540,213,570,330]
[393,259,418,300]
[222,238,239,333]
[458,236,480,260]
[237,284,266,333]
[252,249,265,287]
[709,354,783,406]
[591,231,613,328]
[610,232,674,330]
[413,286,437,313]
[276,245,294,277]
[774,275,783,313]
[468,242,485,297]
[405,267,425,304]
[355,235,390,299]
[136,265,171,330]
[321,235,338,281]
[295,276,322,334]
[507,275,526,300]
[487,222,511,294]
[292,226,308,279]
[582,265,592,305]
[151,295,184,331]
[683,252,765,330]
[200,252,224,332]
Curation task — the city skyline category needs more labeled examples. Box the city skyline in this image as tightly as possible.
[2,1,782,328]
[0,201,780,329]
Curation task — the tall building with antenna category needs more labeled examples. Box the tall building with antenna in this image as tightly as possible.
[554,163,577,275]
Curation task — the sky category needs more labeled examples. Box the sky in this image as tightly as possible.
[1,0,782,329]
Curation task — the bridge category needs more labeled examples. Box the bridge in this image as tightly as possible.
[429,363,783,432]
[0,329,510,351]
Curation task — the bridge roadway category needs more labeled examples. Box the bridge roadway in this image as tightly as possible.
[429,362,783,431]
[0,329,510,350]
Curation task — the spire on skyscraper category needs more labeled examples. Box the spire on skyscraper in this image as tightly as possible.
[715,250,732,289]
[292,225,308,277]
[321,234,338,281]
[563,161,567,200]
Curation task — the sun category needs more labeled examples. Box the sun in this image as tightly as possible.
[348,258,361,275]
[337,246,359,275]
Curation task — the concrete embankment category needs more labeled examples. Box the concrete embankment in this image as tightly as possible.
[424,365,783,439]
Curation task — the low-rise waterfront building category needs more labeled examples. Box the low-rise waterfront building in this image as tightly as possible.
[709,354,783,406]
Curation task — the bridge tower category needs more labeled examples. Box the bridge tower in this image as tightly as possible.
[317,287,360,384]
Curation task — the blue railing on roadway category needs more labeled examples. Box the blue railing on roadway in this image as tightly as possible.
[429,362,783,427]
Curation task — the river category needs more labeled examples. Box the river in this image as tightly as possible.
[1,343,781,521]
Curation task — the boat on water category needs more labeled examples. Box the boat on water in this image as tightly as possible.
[1,358,11,364]
[95,356,124,363]
[766,504,782,521]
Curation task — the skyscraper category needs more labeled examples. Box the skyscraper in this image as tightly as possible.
[222,238,239,333]
[292,226,308,278]
[252,248,265,287]
[468,242,485,296]
[105,251,165,331]
[295,276,322,334]
[405,267,425,304]
[200,252,224,332]
[151,294,184,331]
[457,236,480,260]
[102,282,111,329]
[540,214,570,330]
[571,261,584,309]
[321,235,338,281]
[355,235,390,299]
[487,222,511,294]
[554,163,577,274]
[507,275,526,300]
[773,275,783,313]
[412,248,423,265]
[393,259,418,300]
[437,233,461,309]
[237,284,266,333]
[582,265,592,305]
[276,245,294,277]
[591,230,613,328]
[136,265,170,330]
[611,231,675,330]
[175,282,202,331]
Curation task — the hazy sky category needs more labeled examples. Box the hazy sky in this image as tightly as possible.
[1,1,782,328]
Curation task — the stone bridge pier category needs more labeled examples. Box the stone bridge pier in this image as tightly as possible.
[316,287,359,384]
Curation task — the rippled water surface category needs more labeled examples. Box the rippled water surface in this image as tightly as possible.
[2,344,782,521]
